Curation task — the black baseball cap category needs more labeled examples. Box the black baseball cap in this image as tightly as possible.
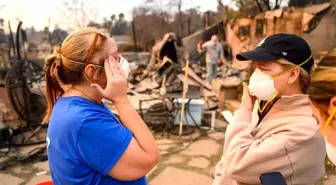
[236,34,314,73]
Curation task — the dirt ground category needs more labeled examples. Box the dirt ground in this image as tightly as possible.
[0,125,335,185]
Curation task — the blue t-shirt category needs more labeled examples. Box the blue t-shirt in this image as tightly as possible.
[47,96,147,185]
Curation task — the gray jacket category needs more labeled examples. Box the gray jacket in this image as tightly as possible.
[202,41,224,64]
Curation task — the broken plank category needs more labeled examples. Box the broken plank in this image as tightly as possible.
[318,47,336,59]
[203,88,217,98]
[177,74,200,87]
[182,67,212,90]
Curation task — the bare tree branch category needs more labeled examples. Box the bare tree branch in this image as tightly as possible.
[59,0,98,29]
[254,0,264,12]
[261,0,271,10]
[217,0,224,8]
[238,0,245,7]
[274,0,280,9]
[278,0,284,8]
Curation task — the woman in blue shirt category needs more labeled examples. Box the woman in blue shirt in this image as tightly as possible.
[44,27,160,185]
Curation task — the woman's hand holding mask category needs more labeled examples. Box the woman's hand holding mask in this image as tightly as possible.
[241,82,256,111]
[91,55,128,104]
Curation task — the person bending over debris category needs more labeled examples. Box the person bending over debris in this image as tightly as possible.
[198,35,224,83]
[307,48,336,165]
[143,33,178,79]
[213,34,325,185]
[44,27,160,185]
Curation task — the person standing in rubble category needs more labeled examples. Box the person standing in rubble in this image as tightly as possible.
[198,35,224,83]
[44,27,160,185]
[213,34,325,185]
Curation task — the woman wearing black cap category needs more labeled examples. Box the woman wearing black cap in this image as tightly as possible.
[213,34,325,185]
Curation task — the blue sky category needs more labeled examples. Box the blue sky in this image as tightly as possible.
[0,0,237,31]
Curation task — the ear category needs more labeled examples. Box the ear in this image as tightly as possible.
[287,68,300,85]
[84,64,95,81]
[328,96,336,116]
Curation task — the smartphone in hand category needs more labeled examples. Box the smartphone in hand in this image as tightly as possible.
[260,172,287,185]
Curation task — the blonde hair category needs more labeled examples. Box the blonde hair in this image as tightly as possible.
[277,58,310,93]
[43,27,110,124]
[308,54,336,102]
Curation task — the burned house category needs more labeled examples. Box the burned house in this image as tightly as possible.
[226,2,336,64]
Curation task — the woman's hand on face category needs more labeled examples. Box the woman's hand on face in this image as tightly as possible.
[91,56,128,104]
[241,82,256,111]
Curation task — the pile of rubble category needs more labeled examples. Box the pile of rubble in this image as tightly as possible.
[12,31,251,128]
[105,48,251,128]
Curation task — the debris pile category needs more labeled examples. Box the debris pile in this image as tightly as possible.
[10,30,250,129]
[115,52,250,128]
[104,31,253,129]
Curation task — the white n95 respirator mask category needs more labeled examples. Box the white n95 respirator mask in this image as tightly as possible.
[323,107,336,165]
[326,138,336,165]
[248,68,278,101]
[119,56,130,78]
